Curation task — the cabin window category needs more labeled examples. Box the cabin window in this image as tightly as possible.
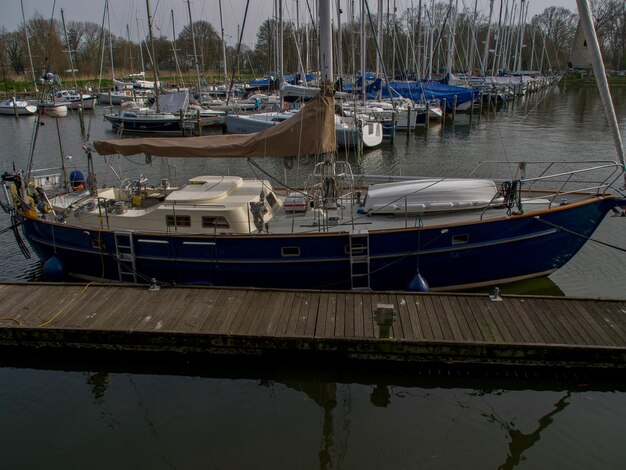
[281,246,300,257]
[452,234,469,245]
[202,216,230,229]
[166,215,191,227]
[266,191,278,209]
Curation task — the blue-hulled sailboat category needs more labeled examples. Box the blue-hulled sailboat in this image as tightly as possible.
[1,0,624,292]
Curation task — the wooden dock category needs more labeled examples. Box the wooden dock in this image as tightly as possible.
[0,282,624,369]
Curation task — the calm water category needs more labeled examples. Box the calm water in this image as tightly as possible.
[0,85,625,469]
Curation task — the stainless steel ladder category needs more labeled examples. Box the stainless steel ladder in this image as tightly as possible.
[114,231,137,283]
[349,231,371,290]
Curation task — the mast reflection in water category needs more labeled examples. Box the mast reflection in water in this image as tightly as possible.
[1,356,624,469]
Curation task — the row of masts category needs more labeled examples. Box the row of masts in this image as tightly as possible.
[261,0,562,83]
[94,0,563,97]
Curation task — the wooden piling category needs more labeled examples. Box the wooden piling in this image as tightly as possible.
[407,106,412,135]
[452,95,457,121]
[441,99,447,128]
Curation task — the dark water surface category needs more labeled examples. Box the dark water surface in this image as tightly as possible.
[0,85,625,469]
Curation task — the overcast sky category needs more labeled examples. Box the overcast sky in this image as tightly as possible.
[3,0,580,47]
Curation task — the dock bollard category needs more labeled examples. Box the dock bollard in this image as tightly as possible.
[490,287,502,302]
[374,304,397,338]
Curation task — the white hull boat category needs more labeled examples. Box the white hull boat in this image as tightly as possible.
[226,111,383,149]
[0,98,37,116]
[54,90,97,109]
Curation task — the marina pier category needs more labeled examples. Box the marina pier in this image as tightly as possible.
[0,282,624,370]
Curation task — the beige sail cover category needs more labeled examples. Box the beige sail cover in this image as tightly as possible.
[93,92,336,158]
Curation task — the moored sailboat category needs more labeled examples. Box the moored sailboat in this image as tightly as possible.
[0,0,624,292]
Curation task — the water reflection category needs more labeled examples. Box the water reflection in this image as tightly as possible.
[370,384,391,407]
[496,392,571,470]
[87,371,112,403]
[1,352,625,469]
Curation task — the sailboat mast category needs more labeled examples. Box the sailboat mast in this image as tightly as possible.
[145,0,160,112]
[491,0,504,76]
[360,0,366,103]
[186,0,202,93]
[575,0,625,178]
[60,9,78,89]
[336,0,343,81]
[107,0,115,81]
[20,0,38,92]
[482,0,495,75]
[279,0,284,97]
[319,0,333,85]
[445,0,458,77]
[126,24,134,72]
[376,0,383,81]
[136,15,146,74]
[218,0,228,83]
[171,9,185,87]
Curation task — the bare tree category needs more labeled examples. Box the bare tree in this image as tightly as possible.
[531,7,577,70]
[3,31,25,75]
[592,0,626,70]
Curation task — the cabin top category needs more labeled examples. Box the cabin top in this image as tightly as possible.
[165,176,244,203]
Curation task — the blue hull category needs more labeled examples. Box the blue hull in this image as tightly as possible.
[104,116,184,134]
[22,198,619,291]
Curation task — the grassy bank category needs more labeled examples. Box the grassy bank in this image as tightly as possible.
[560,73,626,86]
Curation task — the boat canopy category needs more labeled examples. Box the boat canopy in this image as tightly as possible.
[93,92,336,158]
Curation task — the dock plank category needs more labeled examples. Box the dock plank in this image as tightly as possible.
[418,295,436,340]
[353,293,365,337]
[406,295,425,339]
[303,292,321,337]
[479,297,512,343]
[361,294,375,338]
[395,295,415,340]
[465,297,495,342]
[535,298,577,345]
[231,290,265,336]
[513,298,563,345]
[491,301,534,343]
[212,289,250,334]
[323,293,337,337]
[273,292,296,337]
[583,300,626,341]
[343,292,355,338]
[333,293,346,337]
[443,296,472,341]
[562,299,616,346]
[283,291,305,337]
[424,296,446,341]
[258,291,287,336]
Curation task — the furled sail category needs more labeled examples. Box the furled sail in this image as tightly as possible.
[93,92,336,158]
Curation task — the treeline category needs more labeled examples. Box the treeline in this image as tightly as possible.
[0,0,624,89]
